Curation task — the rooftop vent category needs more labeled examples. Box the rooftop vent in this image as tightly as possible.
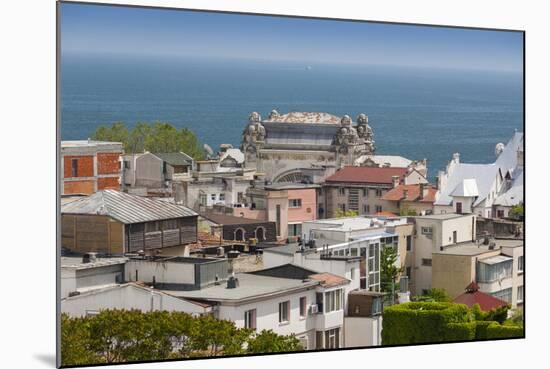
[82,252,97,264]
[488,242,496,250]
[226,275,239,289]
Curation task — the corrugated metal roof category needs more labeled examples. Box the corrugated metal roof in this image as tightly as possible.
[61,190,197,224]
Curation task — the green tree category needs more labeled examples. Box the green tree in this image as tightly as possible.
[380,245,403,296]
[334,209,358,218]
[92,122,129,149]
[91,121,205,160]
[413,288,452,302]
[509,202,524,219]
[61,313,100,366]
[399,205,417,216]
[246,330,303,353]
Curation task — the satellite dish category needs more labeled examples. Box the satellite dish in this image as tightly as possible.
[203,144,214,158]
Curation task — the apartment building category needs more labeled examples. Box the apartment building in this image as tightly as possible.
[122,152,193,191]
[381,183,437,216]
[320,166,428,218]
[410,213,477,296]
[432,238,524,308]
[61,140,123,195]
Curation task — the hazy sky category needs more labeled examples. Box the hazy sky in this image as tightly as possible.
[60,3,523,72]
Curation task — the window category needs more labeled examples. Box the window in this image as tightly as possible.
[375,189,383,197]
[364,205,370,214]
[421,258,432,267]
[477,260,512,282]
[237,192,244,203]
[234,228,245,241]
[497,210,505,218]
[372,297,382,315]
[339,187,346,196]
[324,328,340,349]
[299,297,307,318]
[406,266,412,280]
[288,224,302,237]
[71,159,78,177]
[453,230,457,243]
[276,205,281,237]
[456,202,463,214]
[211,194,216,201]
[339,203,346,212]
[362,188,367,197]
[124,160,130,169]
[289,199,302,208]
[255,226,265,240]
[279,301,290,323]
[375,205,382,213]
[219,193,225,201]
[491,288,512,303]
[324,289,343,313]
[406,235,412,251]
[244,309,256,329]
[517,286,524,303]
[421,227,433,236]
[199,194,207,206]
[518,256,524,273]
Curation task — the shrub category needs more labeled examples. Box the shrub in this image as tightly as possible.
[486,322,524,339]
[444,322,476,342]
[382,302,470,345]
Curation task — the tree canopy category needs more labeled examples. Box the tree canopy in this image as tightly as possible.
[91,121,205,160]
[380,245,403,295]
[61,310,303,366]
[334,209,358,218]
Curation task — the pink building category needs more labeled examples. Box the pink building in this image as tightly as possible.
[237,183,319,242]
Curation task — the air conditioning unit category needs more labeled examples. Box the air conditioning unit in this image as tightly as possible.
[309,304,319,314]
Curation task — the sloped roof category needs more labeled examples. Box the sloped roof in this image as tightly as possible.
[325,166,408,185]
[264,112,341,124]
[153,152,192,166]
[495,132,523,173]
[62,190,197,224]
[309,272,350,288]
[382,184,437,203]
[454,282,509,311]
[450,178,480,197]
[435,163,499,206]
[494,169,523,207]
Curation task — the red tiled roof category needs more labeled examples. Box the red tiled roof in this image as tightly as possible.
[382,184,437,203]
[325,166,408,185]
[375,211,399,217]
[309,273,350,288]
[454,283,509,311]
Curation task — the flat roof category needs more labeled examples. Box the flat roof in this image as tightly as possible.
[161,273,319,302]
[262,243,300,256]
[61,256,128,270]
[413,213,471,221]
[304,216,408,232]
[478,255,513,265]
[435,238,523,256]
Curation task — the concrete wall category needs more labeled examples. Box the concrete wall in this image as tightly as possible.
[344,316,382,347]
[500,245,524,308]
[61,284,207,317]
[287,188,317,223]
[125,259,195,285]
[135,153,163,188]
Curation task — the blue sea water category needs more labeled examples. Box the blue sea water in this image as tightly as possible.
[61,54,523,182]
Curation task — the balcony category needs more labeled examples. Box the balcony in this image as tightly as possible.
[315,310,344,330]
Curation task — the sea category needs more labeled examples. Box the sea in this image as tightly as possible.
[61,54,523,182]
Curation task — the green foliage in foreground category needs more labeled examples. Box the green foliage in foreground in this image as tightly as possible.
[334,209,358,218]
[381,301,524,345]
[92,121,205,160]
[412,288,452,302]
[61,310,302,366]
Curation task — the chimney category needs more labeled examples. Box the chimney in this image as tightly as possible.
[452,153,460,164]
[392,175,400,188]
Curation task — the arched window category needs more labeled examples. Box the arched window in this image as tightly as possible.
[255,226,266,240]
[234,228,245,241]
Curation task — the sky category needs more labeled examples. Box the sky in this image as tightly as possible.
[60,2,523,73]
